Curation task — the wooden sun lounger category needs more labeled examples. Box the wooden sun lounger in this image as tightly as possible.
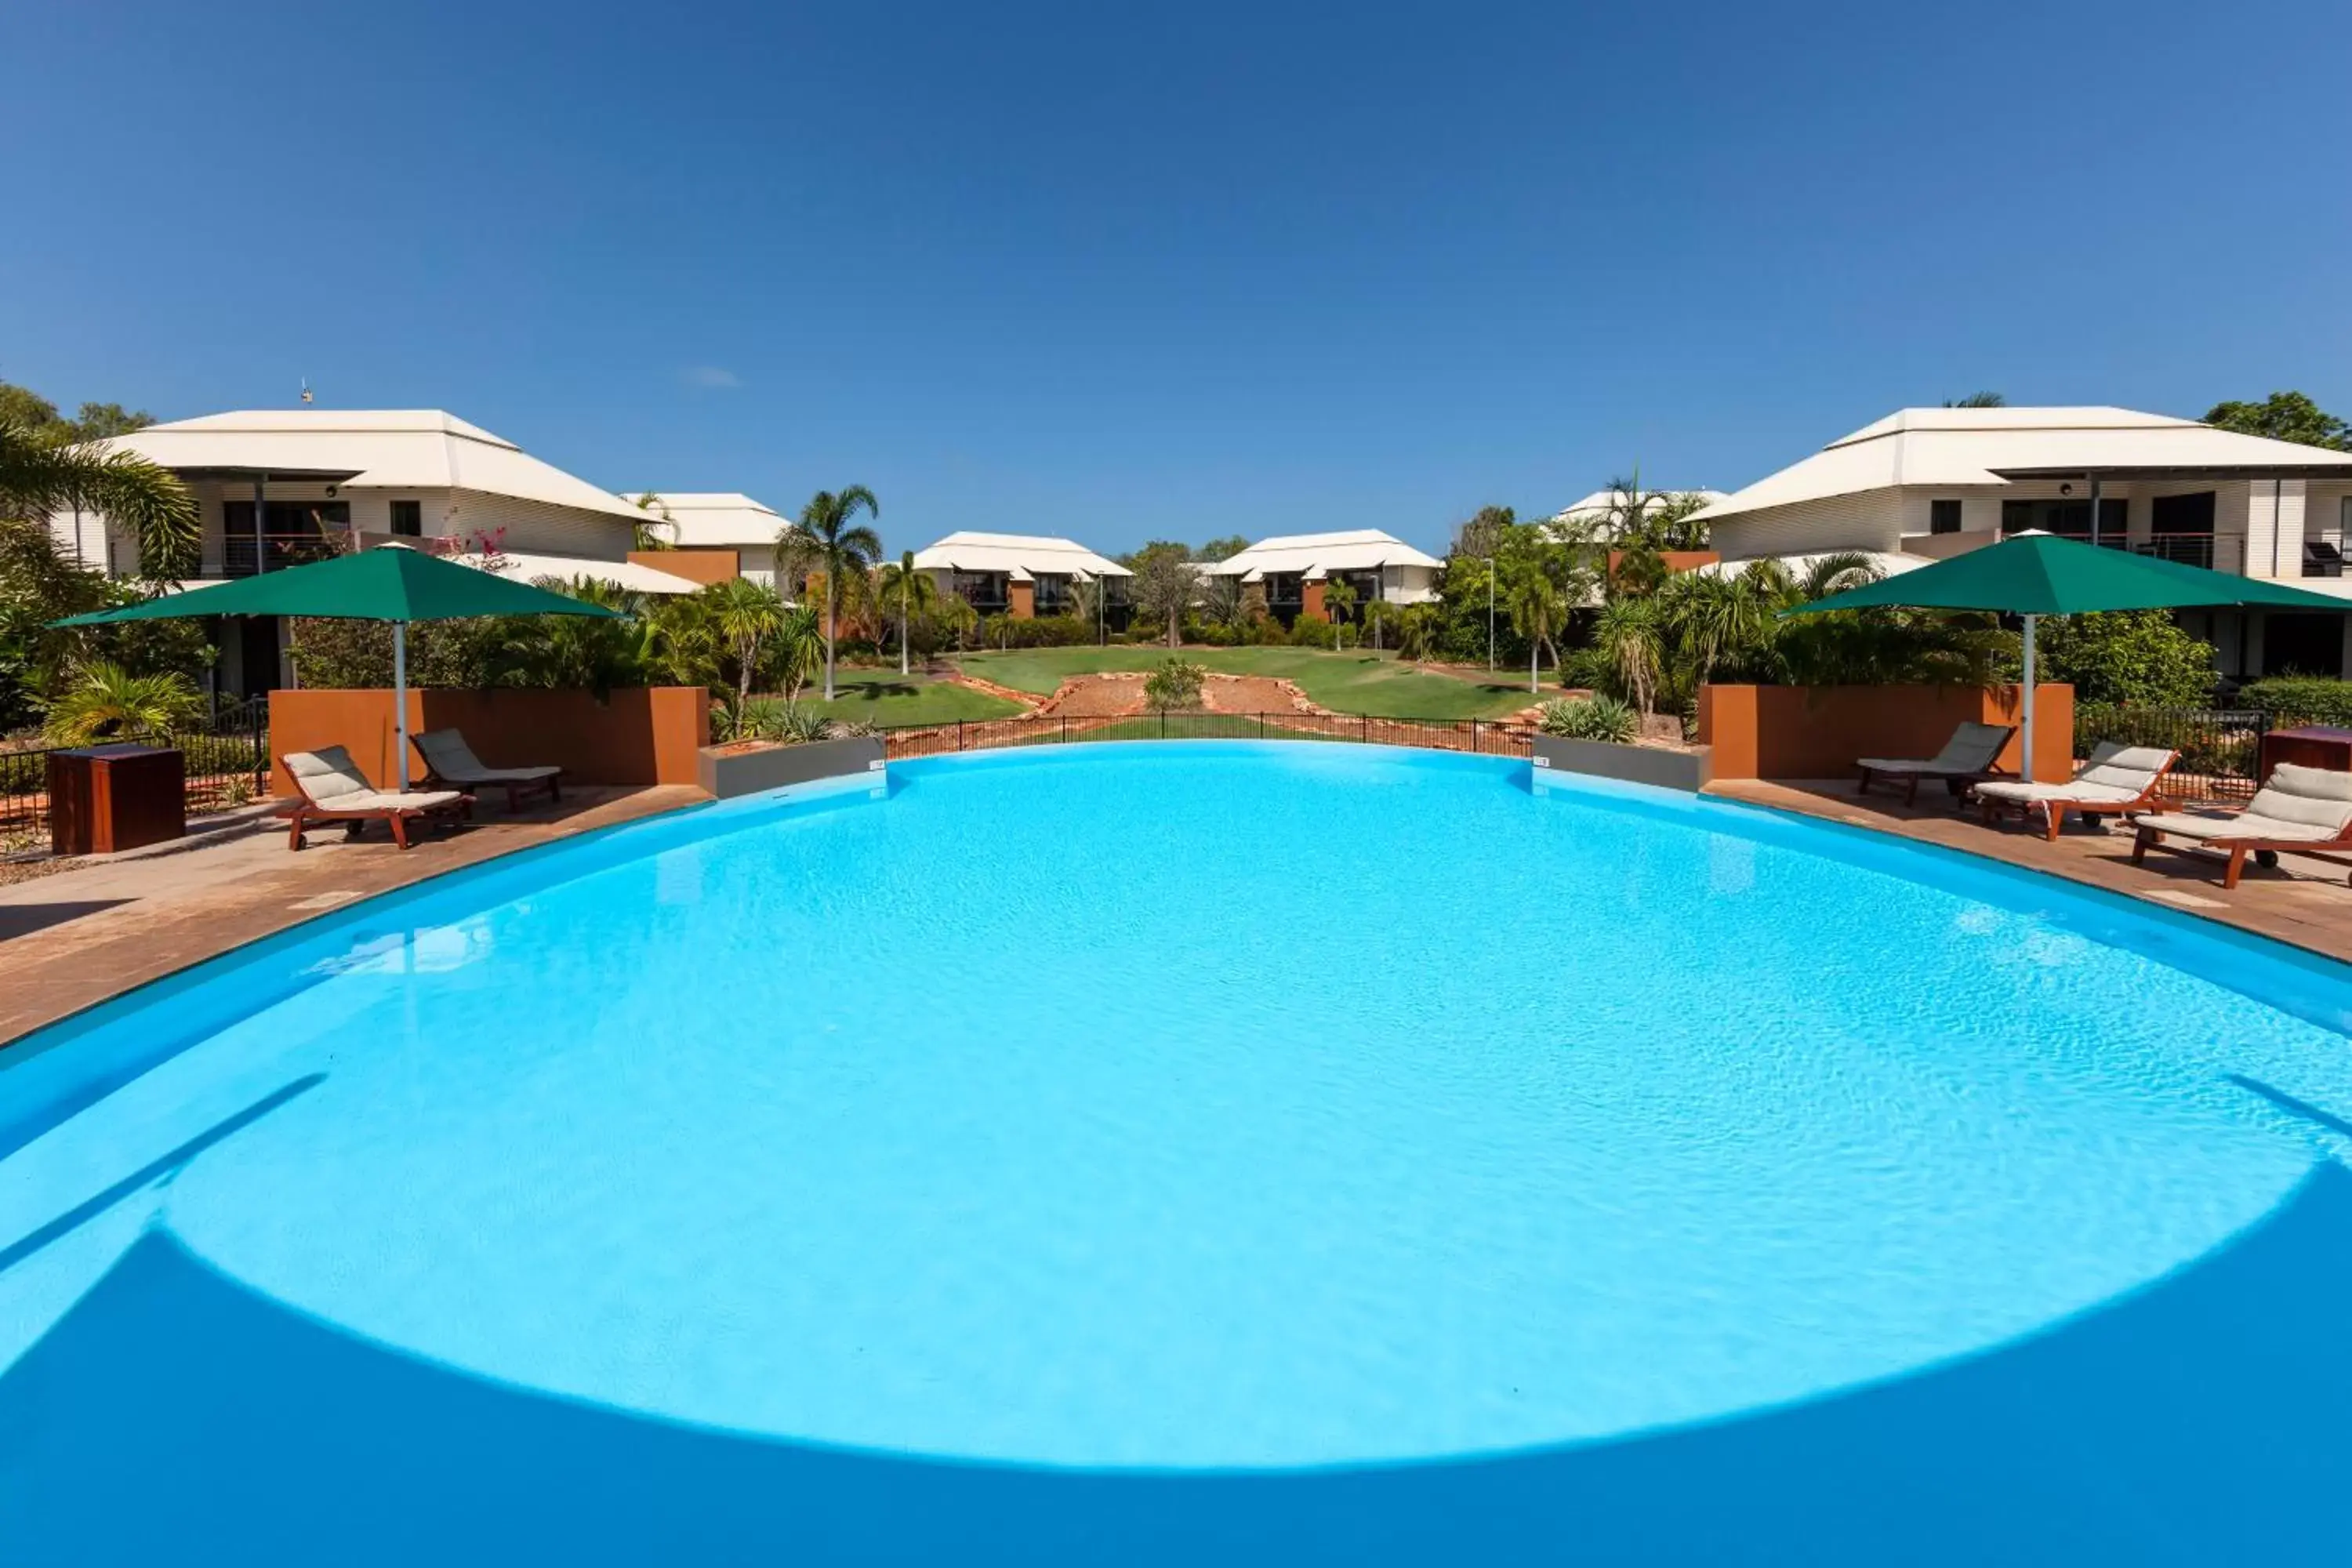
[2129,761,2352,889]
[280,746,474,851]
[411,728,564,811]
[1972,744,2179,842]
[1855,721,2016,806]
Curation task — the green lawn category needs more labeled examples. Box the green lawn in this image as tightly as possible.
[951,647,1540,720]
[797,673,1024,726]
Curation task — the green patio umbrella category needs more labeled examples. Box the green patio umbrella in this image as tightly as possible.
[53,547,622,791]
[1784,532,2349,781]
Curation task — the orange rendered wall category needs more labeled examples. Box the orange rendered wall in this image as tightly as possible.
[1008,580,1036,619]
[270,687,712,795]
[630,549,738,586]
[1697,683,2074,782]
[1301,580,1327,619]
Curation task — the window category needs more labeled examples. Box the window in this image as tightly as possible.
[1929,499,1963,535]
[389,499,423,536]
[2002,496,2127,542]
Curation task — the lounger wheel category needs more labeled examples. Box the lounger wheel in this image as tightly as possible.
[2255,849,2280,869]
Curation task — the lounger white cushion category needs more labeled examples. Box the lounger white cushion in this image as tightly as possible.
[2130,762,2352,844]
[1973,742,2172,805]
[1857,721,2013,777]
[286,747,464,814]
[412,728,561,785]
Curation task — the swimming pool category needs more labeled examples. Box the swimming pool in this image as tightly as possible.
[4,742,2350,1563]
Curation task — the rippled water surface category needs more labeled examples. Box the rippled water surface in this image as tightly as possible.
[5,743,2351,1562]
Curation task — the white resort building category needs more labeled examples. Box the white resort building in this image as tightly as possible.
[909,531,1131,620]
[1203,529,1443,625]
[621,492,788,588]
[53,408,704,695]
[1692,406,2352,680]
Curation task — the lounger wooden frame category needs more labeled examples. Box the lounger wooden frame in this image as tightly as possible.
[1976,756,2180,842]
[2130,818,2352,890]
[279,790,474,851]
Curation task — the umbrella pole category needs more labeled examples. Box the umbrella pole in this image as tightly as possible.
[2020,613,2037,784]
[394,620,410,793]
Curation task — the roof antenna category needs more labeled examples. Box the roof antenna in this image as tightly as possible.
[300,377,314,405]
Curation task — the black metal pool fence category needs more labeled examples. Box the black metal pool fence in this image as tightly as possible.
[2071,705,2274,803]
[880,711,1538,760]
[0,700,271,845]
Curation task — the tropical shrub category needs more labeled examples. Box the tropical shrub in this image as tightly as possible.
[1004,614,1094,648]
[1287,613,1338,649]
[1247,614,1289,646]
[42,662,204,743]
[2236,676,2352,725]
[2034,611,2216,707]
[1536,694,1640,744]
[1143,657,1207,710]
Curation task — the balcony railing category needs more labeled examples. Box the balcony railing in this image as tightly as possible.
[220,535,347,577]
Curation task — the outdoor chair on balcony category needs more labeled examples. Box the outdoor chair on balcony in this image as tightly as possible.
[1854,721,2016,806]
[2303,540,2345,579]
[279,746,472,851]
[2128,761,2352,890]
[411,728,563,810]
[1970,743,2179,841]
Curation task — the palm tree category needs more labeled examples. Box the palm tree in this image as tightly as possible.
[42,662,203,743]
[875,550,938,675]
[1943,392,2007,408]
[1592,594,1664,713]
[1319,575,1359,648]
[771,604,825,702]
[629,492,675,550]
[776,487,881,701]
[1504,562,1570,694]
[710,576,786,710]
[1,419,199,577]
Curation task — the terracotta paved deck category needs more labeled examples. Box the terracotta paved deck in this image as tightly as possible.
[0,786,705,1047]
[1709,779,2352,961]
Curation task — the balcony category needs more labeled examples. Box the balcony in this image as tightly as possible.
[220,534,347,577]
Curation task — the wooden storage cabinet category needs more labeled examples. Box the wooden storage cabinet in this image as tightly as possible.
[48,744,185,856]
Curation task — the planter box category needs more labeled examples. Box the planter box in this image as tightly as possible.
[696,735,884,800]
[1533,734,1711,793]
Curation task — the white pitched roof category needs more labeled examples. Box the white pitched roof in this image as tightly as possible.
[1693,406,2352,524]
[1555,487,1730,520]
[909,531,1131,580]
[619,492,783,549]
[101,409,648,523]
[1206,529,1443,583]
[456,550,708,596]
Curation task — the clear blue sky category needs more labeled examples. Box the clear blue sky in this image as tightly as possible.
[7,2,2349,557]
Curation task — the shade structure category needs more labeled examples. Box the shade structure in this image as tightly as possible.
[1783,532,2350,618]
[52,548,622,790]
[1782,534,2349,782]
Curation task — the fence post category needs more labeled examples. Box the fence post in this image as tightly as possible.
[1361,714,1368,744]
[957,720,965,753]
[1161,709,1167,739]
[1472,719,1480,753]
[1259,712,1265,740]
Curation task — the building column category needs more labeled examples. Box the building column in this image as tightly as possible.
[2244,479,2308,579]
[1008,579,1035,619]
[1301,579,1327,620]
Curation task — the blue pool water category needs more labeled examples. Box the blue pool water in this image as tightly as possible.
[4,742,2351,1563]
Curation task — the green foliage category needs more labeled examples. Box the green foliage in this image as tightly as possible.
[0,519,216,729]
[2034,611,2216,707]
[42,662,203,743]
[2202,391,2352,452]
[1143,656,1207,710]
[1,412,198,578]
[1286,612,1337,649]
[1537,694,1640,744]
[1194,535,1250,563]
[1125,541,1196,648]
[1942,391,2006,408]
[2236,677,2352,726]
[1580,470,1713,552]
[777,485,882,699]
[1393,603,1443,662]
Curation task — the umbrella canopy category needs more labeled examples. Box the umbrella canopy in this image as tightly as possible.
[49,545,626,626]
[1784,532,2348,617]
[51,547,622,793]
[1778,533,2348,783]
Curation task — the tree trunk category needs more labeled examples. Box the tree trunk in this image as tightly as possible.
[824,578,837,702]
[1167,611,1179,649]
[899,597,909,676]
[1530,642,1538,693]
